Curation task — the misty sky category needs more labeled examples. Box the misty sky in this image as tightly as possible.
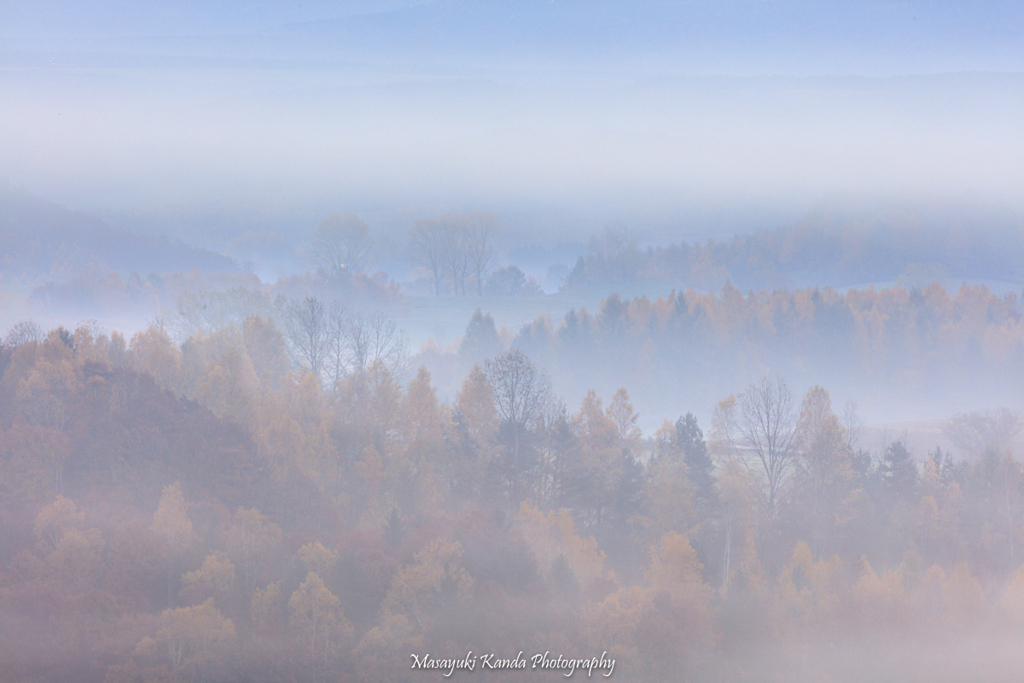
[2,0,1023,245]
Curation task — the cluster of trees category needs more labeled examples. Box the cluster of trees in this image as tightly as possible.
[312,214,374,276]
[495,281,1024,421]
[483,265,544,297]
[281,297,409,388]
[563,218,1024,291]
[304,210,544,298]
[409,212,497,297]
[2,319,1024,681]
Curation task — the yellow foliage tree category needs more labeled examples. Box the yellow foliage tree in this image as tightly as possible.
[645,531,713,606]
[297,541,339,578]
[643,447,698,541]
[251,583,283,635]
[192,345,258,424]
[516,501,606,585]
[225,507,282,596]
[571,390,625,526]
[456,364,498,455]
[851,556,907,626]
[180,553,236,606]
[33,495,85,550]
[243,315,290,388]
[354,613,421,683]
[15,351,78,492]
[399,366,447,509]
[381,539,474,629]
[582,585,651,663]
[151,483,199,607]
[776,541,843,626]
[140,599,235,682]
[129,325,181,392]
[795,386,856,556]
[288,571,353,655]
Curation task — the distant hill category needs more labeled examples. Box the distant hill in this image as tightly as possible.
[0,186,238,283]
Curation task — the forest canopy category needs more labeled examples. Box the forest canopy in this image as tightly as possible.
[1,316,1023,682]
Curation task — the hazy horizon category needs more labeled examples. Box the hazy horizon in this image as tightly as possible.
[3,0,1023,249]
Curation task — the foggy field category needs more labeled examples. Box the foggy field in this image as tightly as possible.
[3,1,1024,681]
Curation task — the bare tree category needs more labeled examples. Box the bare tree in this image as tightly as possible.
[484,348,552,507]
[944,409,1023,571]
[345,311,409,378]
[841,400,865,452]
[4,320,44,347]
[170,288,271,343]
[485,348,551,428]
[944,408,1022,458]
[284,297,330,380]
[313,214,373,274]
[410,213,494,297]
[738,376,798,524]
[284,297,408,387]
[410,219,447,297]
[441,218,472,297]
[465,212,497,296]
[324,301,350,389]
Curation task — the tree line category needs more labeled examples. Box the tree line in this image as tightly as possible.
[491,281,1024,423]
[562,217,1024,292]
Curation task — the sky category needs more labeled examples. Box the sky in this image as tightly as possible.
[1,0,1023,247]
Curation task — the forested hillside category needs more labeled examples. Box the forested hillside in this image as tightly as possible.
[2,320,1024,681]
[563,212,1024,292]
[0,186,237,284]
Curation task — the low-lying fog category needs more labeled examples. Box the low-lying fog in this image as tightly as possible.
[2,2,1024,681]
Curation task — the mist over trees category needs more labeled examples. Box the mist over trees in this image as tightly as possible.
[0,186,237,283]
[492,281,1024,423]
[6,0,1024,678]
[562,213,1024,292]
[410,212,501,297]
[2,318,1024,681]
[313,214,374,276]
[4,184,1024,683]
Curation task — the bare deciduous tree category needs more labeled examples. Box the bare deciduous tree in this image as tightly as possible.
[324,301,350,389]
[4,320,44,347]
[284,296,408,388]
[484,348,552,507]
[841,400,865,452]
[345,311,409,378]
[284,297,330,380]
[171,288,271,343]
[441,218,471,297]
[410,212,498,297]
[945,408,1022,458]
[738,376,798,525]
[313,214,373,274]
[465,212,497,296]
[410,219,447,297]
[485,348,551,429]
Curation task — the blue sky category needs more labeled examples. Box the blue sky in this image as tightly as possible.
[4,1,1022,75]
[1,1,1022,245]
